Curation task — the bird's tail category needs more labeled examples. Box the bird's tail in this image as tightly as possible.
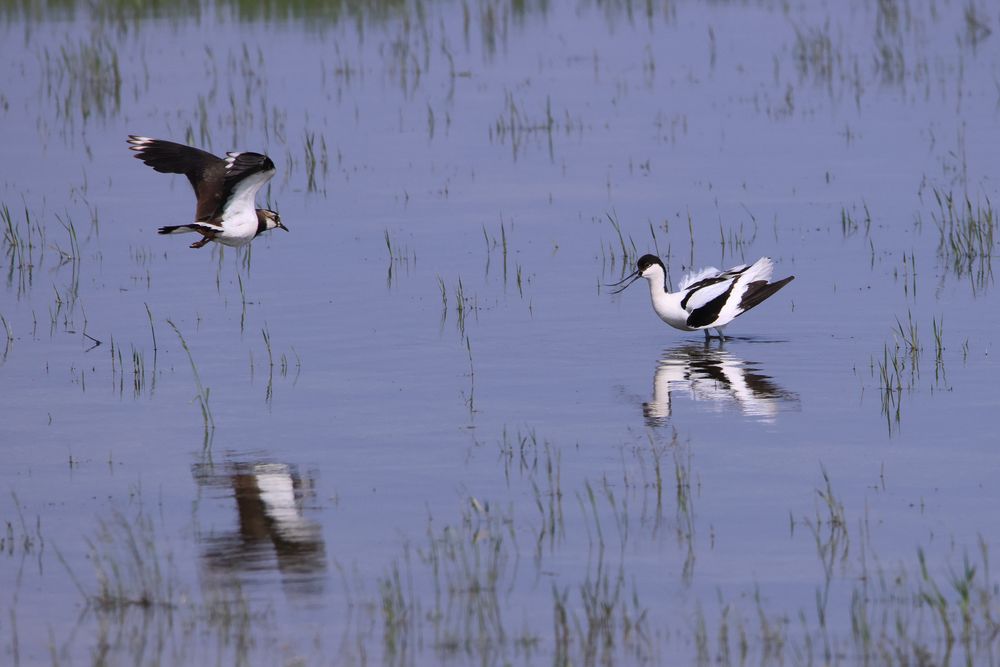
[157,223,215,235]
[737,276,795,313]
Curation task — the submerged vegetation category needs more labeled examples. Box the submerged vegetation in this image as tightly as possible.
[929,190,996,292]
[25,438,1000,665]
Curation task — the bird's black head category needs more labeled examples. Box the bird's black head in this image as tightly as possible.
[636,254,664,273]
[256,209,288,235]
[606,253,665,294]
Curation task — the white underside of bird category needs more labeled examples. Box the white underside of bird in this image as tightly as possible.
[160,170,273,247]
[254,463,314,542]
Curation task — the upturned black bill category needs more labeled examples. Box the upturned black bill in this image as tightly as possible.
[606,271,641,294]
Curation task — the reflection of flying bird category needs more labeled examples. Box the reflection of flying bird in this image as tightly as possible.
[191,460,325,593]
[643,344,798,425]
[127,135,287,248]
[609,254,793,340]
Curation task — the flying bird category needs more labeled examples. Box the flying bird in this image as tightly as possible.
[608,254,794,340]
[127,135,287,249]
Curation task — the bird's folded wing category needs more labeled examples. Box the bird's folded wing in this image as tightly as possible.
[678,266,723,291]
[681,279,734,314]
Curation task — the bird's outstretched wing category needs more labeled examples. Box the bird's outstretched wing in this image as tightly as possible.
[128,136,223,195]
[128,136,231,222]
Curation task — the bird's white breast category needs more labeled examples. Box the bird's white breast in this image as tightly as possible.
[216,169,274,246]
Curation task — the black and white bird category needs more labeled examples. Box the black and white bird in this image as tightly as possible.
[609,254,794,340]
[643,344,797,425]
[127,135,287,249]
[191,460,326,586]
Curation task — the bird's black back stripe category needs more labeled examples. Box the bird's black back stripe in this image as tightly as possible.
[680,276,727,309]
[689,358,730,386]
[686,280,737,328]
[679,265,751,310]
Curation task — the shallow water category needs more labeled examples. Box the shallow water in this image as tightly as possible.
[2,0,999,664]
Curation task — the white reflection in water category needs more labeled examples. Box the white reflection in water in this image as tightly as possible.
[643,344,799,426]
[191,459,326,596]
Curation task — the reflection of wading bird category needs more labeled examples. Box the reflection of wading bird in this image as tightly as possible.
[643,344,798,425]
[127,135,287,248]
[191,461,326,592]
[609,254,794,340]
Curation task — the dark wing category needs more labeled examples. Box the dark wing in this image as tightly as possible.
[221,152,275,196]
[218,152,276,212]
[737,276,795,314]
[127,136,228,222]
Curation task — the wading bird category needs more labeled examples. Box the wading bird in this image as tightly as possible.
[608,254,794,340]
[127,135,287,249]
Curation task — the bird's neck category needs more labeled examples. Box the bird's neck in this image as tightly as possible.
[645,278,689,329]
